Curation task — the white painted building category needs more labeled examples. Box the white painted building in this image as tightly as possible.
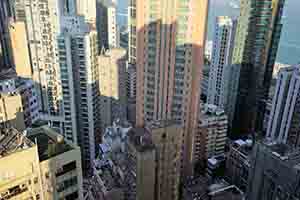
[22,0,63,116]
[208,16,237,125]
[58,15,101,174]
[96,0,119,49]
[266,65,300,147]
[16,0,101,174]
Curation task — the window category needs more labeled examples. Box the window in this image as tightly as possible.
[56,161,77,177]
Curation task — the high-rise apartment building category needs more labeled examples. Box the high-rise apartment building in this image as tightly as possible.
[20,0,62,116]
[98,48,127,129]
[125,128,156,200]
[126,63,137,124]
[12,0,101,175]
[208,16,237,124]
[0,126,84,200]
[266,66,300,147]
[96,0,119,50]
[231,0,285,136]
[148,120,183,200]
[247,141,300,200]
[58,15,101,174]
[132,0,209,176]
[194,104,228,166]
[125,121,182,200]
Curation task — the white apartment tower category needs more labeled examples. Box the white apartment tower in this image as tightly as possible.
[21,0,62,117]
[208,16,237,123]
[266,65,300,147]
[96,0,119,50]
[13,0,101,175]
[58,16,101,174]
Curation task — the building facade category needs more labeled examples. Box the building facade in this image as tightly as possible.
[231,0,286,136]
[12,0,101,175]
[0,126,84,200]
[0,0,13,68]
[148,120,183,200]
[208,16,236,110]
[58,15,101,174]
[266,66,300,147]
[225,139,252,192]
[133,0,209,176]
[96,0,119,50]
[194,104,228,166]
[0,75,39,130]
[21,0,63,116]
[98,48,127,129]
[247,141,300,200]
[125,128,156,200]
[8,20,32,78]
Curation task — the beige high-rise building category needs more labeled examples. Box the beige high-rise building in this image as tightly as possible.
[8,20,32,78]
[98,48,127,129]
[148,120,183,200]
[0,126,84,200]
[131,0,209,176]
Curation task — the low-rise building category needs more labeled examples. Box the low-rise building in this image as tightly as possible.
[183,176,245,200]
[194,104,228,169]
[89,120,132,200]
[0,126,84,200]
[207,154,226,180]
[0,72,39,130]
[248,141,300,200]
[225,139,253,192]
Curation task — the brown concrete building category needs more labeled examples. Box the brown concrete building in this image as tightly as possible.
[194,104,228,167]
[125,128,156,200]
[125,121,183,200]
[131,0,209,176]
[148,120,183,200]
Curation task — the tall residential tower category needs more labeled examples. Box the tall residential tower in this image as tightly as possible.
[266,66,300,147]
[208,16,237,124]
[132,0,209,175]
[231,0,285,136]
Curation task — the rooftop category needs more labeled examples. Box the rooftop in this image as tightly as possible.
[0,128,34,158]
[27,126,74,161]
[127,128,154,152]
[146,119,180,130]
[0,68,16,81]
[261,140,300,166]
[184,176,244,200]
[230,139,253,158]
[201,104,227,119]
